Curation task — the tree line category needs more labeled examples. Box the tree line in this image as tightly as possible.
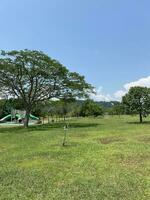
[1,85,150,124]
[0,98,104,122]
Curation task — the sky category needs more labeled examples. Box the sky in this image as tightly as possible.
[0,0,150,101]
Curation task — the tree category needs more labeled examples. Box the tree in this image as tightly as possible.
[80,99,103,117]
[69,101,82,118]
[0,50,93,127]
[122,86,150,123]
[108,103,125,116]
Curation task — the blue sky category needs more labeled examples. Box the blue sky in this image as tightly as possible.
[0,0,150,100]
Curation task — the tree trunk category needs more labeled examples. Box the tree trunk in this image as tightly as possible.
[48,115,50,124]
[24,109,30,128]
[139,113,143,123]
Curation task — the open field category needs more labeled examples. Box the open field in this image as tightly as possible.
[0,116,150,200]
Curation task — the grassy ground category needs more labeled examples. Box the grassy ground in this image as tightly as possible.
[0,115,149,200]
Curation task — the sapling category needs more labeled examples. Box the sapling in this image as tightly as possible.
[62,124,69,146]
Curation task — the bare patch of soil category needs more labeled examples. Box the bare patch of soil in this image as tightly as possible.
[121,154,150,167]
[98,136,125,144]
[137,135,150,143]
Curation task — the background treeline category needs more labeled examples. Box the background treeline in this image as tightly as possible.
[1,87,150,124]
[0,98,125,121]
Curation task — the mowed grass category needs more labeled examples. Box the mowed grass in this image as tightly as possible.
[0,116,150,200]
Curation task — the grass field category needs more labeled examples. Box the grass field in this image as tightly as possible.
[0,116,150,200]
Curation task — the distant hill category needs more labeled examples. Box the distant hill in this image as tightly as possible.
[95,101,120,108]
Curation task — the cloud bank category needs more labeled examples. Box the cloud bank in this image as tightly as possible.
[90,87,112,102]
[91,76,150,102]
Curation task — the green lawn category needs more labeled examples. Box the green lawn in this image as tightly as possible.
[0,116,149,200]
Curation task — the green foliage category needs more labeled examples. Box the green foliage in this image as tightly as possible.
[81,99,104,117]
[108,103,125,116]
[0,98,27,119]
[32,100,82,121]
[122,86,150,123]
[0,99,7,117]
[0,99,17,118]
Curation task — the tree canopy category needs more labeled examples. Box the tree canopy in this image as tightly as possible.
[0,50,93,127]
[108,103,125,116]
[80,99,103,117]
[122,86,150,123]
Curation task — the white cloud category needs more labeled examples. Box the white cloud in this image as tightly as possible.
[114,76,150,101]
[114,90,126,100]
[124,76,150,90]
[91,76,150,102]
[90,87,113,102]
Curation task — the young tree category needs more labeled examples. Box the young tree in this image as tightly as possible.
[0,50,93,127]
[108,103,124,117]
[122,86,150,123]
[80,99,103,117]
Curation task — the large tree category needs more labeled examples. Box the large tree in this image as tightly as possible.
[122,86,150,123]
[0,50,93,127]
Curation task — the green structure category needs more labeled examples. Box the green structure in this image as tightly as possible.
[0,109,39,123]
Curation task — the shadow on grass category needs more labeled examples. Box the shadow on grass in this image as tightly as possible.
[0,122,100,134]
[127,121,150,125]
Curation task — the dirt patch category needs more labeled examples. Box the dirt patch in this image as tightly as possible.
[121,154,150,167]
[98,136,125,144]
[137,136,150,143]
